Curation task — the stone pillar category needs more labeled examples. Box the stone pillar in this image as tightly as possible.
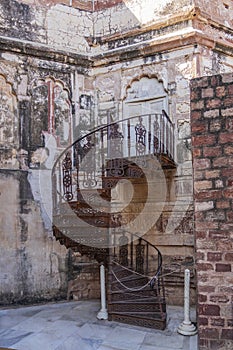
[178,269,197,336]
[97,263,108,320]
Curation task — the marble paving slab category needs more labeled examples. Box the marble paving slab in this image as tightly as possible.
[0,301,198,350]
[0,329,33,348]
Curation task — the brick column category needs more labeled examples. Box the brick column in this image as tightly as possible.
[191,74,233,350]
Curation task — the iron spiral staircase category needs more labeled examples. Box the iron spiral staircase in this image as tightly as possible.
[52,111,175,330]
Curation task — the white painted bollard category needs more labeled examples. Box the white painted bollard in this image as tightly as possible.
[178,269,197,336]
[97,263,108,320]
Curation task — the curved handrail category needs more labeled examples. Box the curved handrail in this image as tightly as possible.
[162,109,173,126]
[52,114,142,174]
[111,229,163,291]
[52,111,174,175]
[52,111,175,210]
[133,231,163,279]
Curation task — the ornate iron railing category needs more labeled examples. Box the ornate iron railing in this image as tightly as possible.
[111,228,163,289]
[107,228,167,330]
[52,111,175,210]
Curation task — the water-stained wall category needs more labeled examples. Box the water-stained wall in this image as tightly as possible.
[0,50,76,304]
[0,170,69,304]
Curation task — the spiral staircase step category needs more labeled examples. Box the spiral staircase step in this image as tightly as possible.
[109,312,167,330]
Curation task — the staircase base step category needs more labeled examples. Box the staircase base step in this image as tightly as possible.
[109,312,167,330]
[109,289,160,301]
[109,301,166,313]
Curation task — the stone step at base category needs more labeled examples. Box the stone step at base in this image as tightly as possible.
[108,300,166,313]
[109,311,167,330]
[109,288,161,301]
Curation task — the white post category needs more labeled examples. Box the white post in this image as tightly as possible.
[97,263,108,320]
[178,269,197,336]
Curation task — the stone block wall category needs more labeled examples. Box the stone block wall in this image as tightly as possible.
[191,74,233,349]
[67,252,100,301]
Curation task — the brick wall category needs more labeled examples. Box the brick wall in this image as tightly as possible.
[18,0,124,11]
[191,74,233,349]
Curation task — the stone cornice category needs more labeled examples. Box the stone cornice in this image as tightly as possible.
[0,35,92,69]
[0,5,233,70]
[93,6,197,45]
[91,31,215,67]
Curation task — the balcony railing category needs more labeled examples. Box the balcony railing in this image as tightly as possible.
[52,111,175,210]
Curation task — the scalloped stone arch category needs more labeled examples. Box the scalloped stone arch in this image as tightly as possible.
[30,76,71,97]
[122,73,167,101]
[123,75,168,117]
[30,76,72,157]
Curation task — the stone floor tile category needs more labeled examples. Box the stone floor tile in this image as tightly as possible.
[189,334,198,350]
[0,301,198,350]
[139,345,185,350]
[33,308,70,321]
[101,325,146,350]
[97,345,128,350]
[58,314,86,327]
[44,319,81,333]
[166,317,182,333]
[76,322,115,340]
[11,330,67,350]
[0,329,33,348]
[0,315,28,329]
[98,342,140,350]
[143,332,184,349]
[55,334,102,350]
[12,316,56,332]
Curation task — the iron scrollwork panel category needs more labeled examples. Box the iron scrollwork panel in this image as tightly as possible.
[136,239,145,274]
[78,135,98,188]
[135,117,147,165]
[119,234,129,266]
[107,123,124,177]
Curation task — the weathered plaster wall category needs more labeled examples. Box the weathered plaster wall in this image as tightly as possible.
[46,4,92,53]
[197,47,233,77]
[11,0,124,11]
[0,0,92,54]
[94,0,193,38]
[0,0,196,56]
[67,253,100,301]
[0,50,78,304]
[0,0,47,43]
[0,170,69,304]
[194,0,233,27]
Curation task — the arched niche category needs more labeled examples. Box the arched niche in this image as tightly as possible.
[123,76,168,117]
[30,77,72,151]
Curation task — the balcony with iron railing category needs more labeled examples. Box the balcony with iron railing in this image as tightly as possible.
[52,110,176,212]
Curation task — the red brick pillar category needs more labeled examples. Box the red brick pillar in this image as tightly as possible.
[191,74,233,349]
